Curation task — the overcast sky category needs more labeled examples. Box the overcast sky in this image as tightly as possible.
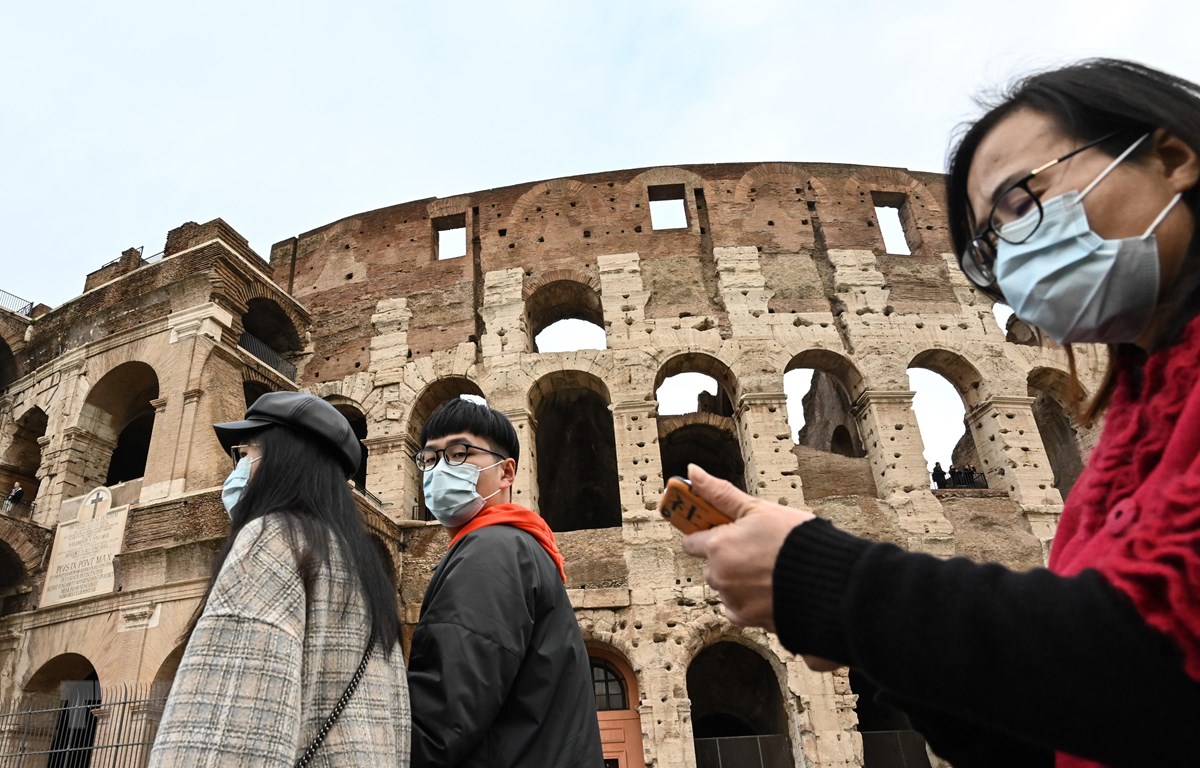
[4,1,1198,476]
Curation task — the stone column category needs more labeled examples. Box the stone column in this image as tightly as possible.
[610,400,665,523]
[479,268,530,357]
[138,396,172,502]
[852,390,952,555]
[362,434,417,523]
[966,395,1063,507]
[499,407,538,512]
[737,391,806,508]
[39,427,116,523]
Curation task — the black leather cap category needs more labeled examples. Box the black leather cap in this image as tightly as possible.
[213,392,361,476]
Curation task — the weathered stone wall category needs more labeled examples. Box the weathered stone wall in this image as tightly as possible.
[0,161,1110,768]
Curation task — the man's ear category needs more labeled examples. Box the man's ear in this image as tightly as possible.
[499,457,518,489]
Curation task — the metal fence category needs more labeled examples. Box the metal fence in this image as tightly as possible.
[0,683,169,767]
[238,332,297,381]
[0,499,34,521]
[694,734,792,768]
[0,289,33,318]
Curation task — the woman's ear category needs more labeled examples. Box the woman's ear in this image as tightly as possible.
[1153,129,1200,194]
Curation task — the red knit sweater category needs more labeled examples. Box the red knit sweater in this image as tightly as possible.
[1049,313,1200,767]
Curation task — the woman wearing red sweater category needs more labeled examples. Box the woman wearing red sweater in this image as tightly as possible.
[683,59,1200,767]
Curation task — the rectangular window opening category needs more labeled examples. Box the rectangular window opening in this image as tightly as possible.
[433,213,467,260]
[871,192,913,255]
[648,184,688,230]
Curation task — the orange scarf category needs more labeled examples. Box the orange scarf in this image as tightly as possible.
[450,503,567,583]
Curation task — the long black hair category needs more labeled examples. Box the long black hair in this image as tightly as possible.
[945,58,1200,422]
[189,424,400,654]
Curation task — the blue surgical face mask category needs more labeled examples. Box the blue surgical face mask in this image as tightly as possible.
[422,458,503,528]
[222,456,260,517]
[994,134,1182,345]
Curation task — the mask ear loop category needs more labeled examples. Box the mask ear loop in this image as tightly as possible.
[1079,134,1149,200]
[1140,193,1184,239]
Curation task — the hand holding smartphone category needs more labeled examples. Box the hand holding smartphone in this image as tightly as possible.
[659,476,734,534]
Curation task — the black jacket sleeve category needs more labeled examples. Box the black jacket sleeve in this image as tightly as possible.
[774,518,1200,767]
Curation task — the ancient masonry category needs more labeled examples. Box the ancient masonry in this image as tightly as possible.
[0,162,1104,767]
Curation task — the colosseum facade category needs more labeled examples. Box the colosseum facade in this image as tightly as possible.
[0,161,1103,767]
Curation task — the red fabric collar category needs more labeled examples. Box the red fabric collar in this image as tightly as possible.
[450,503,567,583]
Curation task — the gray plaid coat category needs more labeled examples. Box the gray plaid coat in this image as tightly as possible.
[150,515,410,767]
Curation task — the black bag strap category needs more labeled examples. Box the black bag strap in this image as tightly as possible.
[294,632,376,768]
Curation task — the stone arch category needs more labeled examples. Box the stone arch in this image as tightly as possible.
[909,348,988,487]
[655,353,744,491]
[729,163,822,254]
[908,348,986,411]
[524,274,606,351]
[0,518,44,575]
[2,404,48,507]
[242,376,274,408]
[0,336,18,393]
[786,349,868,460]
[654,351,740,410]
[528,370,620,531]
[507,179,608,258]
[621,167,708,234]
[850,667,934,767]
[75,361,160,489]
[225,283,308,349]
[22,653,102,765]
[241,296,302,366]
[153,644,187,687]
[1028,366,1086,499]
[325,396,369,490]
[686,637,794,766]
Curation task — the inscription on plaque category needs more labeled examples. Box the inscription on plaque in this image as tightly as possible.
[41,487,129,607]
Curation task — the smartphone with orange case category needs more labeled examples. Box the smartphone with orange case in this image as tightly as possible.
[659,476,734,534]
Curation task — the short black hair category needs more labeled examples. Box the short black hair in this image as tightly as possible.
[420,397,520,467]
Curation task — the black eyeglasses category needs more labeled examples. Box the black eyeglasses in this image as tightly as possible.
[959,130,1124,297]
[412,442,506,472]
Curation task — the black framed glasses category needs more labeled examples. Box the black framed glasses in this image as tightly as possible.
[412,442,506,472]
[959,130,1124,296]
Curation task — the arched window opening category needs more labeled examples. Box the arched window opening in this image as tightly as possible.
[790,369,864,457]
[240,298,301,380]
[532,376,621,531]
[1028,370,1086,499]
[2,406,48,512]
[908,367,984,489]
[657,373,731,417]
[22,655,101,768]
[78,362,159,491]
[0,338,18,392]
[830,425,854,457]
[0,542,27,616]
[331,402,369,491]
[591,659,628,711]
[155,645,186,688]
[851,670,933,768]
[106,408,155,486]
[243,380,273,409]
[658,423,746,492]
[784,368,814,443]
[526,280,606,353]
[535,318,607,353]
[687,642,792,768]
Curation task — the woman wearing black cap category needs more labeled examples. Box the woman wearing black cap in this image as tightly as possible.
[151,392,409,767]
